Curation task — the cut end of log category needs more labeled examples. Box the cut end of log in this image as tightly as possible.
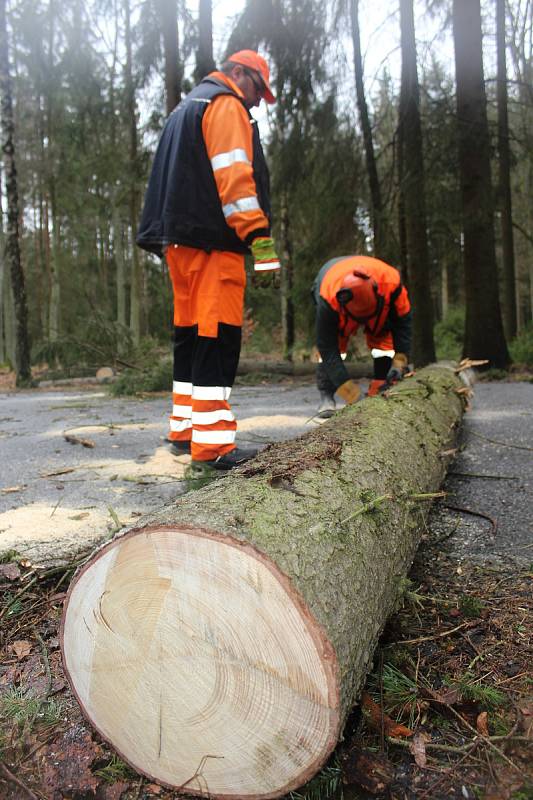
[61,525,340,798]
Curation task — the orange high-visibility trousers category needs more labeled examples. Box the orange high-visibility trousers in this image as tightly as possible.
[166,245,245,462]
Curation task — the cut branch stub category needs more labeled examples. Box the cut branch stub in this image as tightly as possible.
[61,525,339,797]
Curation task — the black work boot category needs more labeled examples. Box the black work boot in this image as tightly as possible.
[167,439,191,455]
[196,446,259,471]
[317,391,336,419]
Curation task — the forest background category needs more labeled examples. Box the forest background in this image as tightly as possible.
[1,0,532,388]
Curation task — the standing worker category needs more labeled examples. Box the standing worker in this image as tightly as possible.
[312,255,412,417]
[137,51,280,469]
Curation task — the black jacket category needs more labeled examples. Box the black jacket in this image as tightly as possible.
[136,77,271,258]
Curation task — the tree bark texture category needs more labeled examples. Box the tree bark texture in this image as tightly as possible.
[452,0,510,368]
[0,0,31,385]
[496,0,517,340]
[46,0,60,345]
[399,0,436,366]
[196,0,215,83]
[124,0,142,343]
[349,0,389,260]
[279,191,294,361]
[62,365,466,798]
[159,0,181,114]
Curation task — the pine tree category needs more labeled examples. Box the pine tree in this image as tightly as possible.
[0,0,31,385]
[452,0,510,367]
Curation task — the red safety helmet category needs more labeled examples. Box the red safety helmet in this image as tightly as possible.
[336,270,381,321]
[226,50,276,104]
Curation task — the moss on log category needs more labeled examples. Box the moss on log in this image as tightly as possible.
[61,365,467,799]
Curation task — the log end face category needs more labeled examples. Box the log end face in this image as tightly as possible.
[61,525,340,798]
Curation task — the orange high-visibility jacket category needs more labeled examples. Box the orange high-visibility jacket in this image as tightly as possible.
[314,255,412,389]
[137,72,271,257]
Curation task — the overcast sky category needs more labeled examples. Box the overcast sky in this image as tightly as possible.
[198,0,456,133]
[176,0,507,137]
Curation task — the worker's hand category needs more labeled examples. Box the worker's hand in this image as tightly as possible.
[386,353,409,385]
[251,237,281,272]
[336,379,361,404]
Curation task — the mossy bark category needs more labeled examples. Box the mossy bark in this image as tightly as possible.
[128,365,465,723]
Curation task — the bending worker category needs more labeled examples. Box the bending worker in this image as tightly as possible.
[313,255,412,417]
[137,51,280,470]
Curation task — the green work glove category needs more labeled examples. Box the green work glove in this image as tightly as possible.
[250,237,281,272]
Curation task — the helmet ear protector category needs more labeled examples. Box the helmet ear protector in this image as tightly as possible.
[336,270,382,322]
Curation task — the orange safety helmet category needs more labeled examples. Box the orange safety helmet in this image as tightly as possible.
[226,50,276,104]
[336,270,382,322]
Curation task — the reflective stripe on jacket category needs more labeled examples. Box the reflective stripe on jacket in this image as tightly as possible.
[136,73,271,258]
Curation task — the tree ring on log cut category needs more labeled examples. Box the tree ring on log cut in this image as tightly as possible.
[60,524,340,798]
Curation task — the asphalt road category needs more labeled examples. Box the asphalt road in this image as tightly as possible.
[0,379,531,566]
[435,381,533,565]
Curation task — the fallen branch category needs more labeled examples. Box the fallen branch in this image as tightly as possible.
[63,433,95,448]
[444,505,498,535]
[449,471,518,481]
[445,703,523,776]
[0,761,40,800]
[388,620,473,646]
[469,430,533,452]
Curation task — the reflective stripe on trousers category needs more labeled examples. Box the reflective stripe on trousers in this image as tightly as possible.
[169,382,237,455]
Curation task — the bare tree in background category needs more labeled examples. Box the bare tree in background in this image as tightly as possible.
[349,0,389,259]
[398,0,435,364]
[496,0,517,339]
[452,0,509,367]
[124,0,143,344]
[0,0,31,385]
[159,0,181,114]
[196,0,215,81]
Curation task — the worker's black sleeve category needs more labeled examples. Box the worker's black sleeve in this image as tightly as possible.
[389,300,412,357]
[315,297,349,390]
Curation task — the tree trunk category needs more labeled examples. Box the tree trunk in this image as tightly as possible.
[124,0,142,344]
[507,0,533,328]
[397,117,408,283]
[45,0,60,346]
[48,180,61,343]
[441,256,449,319]
[109,0,127,330]
[159,0,181,114]
[196,0,215,83]
[0,160,5,364]
[280,191,294,361]
[349,0,389,259]
[452,0,510,368]
[399,0,435,366]
[0,0,31,385]
[62,364,466,798]
[113,204,127,329]
[496,0,517,340]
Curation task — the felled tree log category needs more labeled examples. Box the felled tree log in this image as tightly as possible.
[61,365,467,799]
[237,357,372,378]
